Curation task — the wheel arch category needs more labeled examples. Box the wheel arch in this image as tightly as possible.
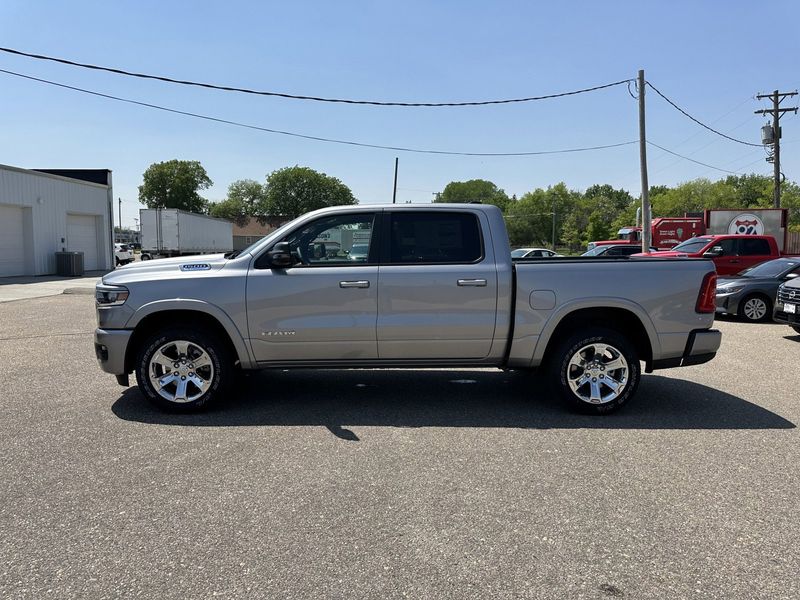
[534,303,656,371]
[124,301,255,373]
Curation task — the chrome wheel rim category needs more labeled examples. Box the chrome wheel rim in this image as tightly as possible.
[743,298,767,321]
[148,340,214,403]
[566,342,629,405]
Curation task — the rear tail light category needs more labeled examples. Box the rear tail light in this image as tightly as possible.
[696,272,717,313]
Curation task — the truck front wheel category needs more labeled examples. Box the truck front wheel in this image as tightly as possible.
[134,327,232,412]
[549,328,640,414]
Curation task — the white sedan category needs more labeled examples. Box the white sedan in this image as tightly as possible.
[511,247,562,258]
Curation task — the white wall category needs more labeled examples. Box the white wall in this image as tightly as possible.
[0,165,113,275]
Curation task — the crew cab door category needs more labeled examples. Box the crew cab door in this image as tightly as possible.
[377,210,498,359]
[246,211,379,362]
[707,238,741,275]
[736,237,775,271]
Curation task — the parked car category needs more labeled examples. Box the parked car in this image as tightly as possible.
[511,247,562,258]
[348,243,370,261]
[94,204,720,415]
[582,244,657,257]
[715,257,800,322]
[640,235,790,276]
[774,276,800,335]
[114,243,133,267]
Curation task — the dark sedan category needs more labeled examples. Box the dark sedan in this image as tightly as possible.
[715,257,800,322]
[582,244,657,257]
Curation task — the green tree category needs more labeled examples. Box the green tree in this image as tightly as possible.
[209,179,268,226]
[264,166,357,219]
[436,179,510,211]
[506,183,579,247]
[138,160,212,213]
[209,197,248,226]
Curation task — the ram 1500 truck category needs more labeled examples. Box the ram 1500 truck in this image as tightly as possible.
[94,204,721,415]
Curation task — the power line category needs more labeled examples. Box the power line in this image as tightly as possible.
[0,68,638,157]
[0,46,632,107]
[646,81,762,147]
[646,141,739,174]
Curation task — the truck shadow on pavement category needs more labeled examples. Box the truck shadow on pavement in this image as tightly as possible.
[111,369,795,436]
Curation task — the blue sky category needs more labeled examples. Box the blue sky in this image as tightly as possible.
[1,0,798,228]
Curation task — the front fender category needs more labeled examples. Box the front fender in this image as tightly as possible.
[127,299,256,369]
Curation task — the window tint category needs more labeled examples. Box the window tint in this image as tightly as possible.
[673,237,712,253]
[607,246,639,256]
[738,238,771,256]
[281,213,375,266]
[715,239,738,256]
[389,212,482,264]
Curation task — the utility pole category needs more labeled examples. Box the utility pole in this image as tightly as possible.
[552,199,556,251]
[392,157,399,204]
[755,90,798,208]
[118,197,122,235]
[638,69,652,252]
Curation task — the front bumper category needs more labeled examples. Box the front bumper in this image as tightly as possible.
[94,328,133,376]
[773,304,799,326]
[715,292,742,315]
[651,328,722,370]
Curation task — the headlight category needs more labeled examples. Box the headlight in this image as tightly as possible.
[715,285,744,296]
[96,284,129,306]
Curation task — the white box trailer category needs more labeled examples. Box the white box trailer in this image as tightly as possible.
[140,209,233,259]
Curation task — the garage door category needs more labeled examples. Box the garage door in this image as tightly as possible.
[0,205,26,277]
[67,214,99,271]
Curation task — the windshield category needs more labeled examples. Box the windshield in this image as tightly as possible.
[511,249,529,258]
[741,258,800,278]
[581,246,607,256]
[672,237,712,253]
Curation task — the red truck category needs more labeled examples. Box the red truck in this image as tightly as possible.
[640,234,787,276]
[588,208,794,253]
[588,217,704,251]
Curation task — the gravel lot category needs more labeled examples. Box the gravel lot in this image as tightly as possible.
[1,294,798,599]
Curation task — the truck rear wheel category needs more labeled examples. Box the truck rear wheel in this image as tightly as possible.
[549,328,640,414]
[134,327,232,412]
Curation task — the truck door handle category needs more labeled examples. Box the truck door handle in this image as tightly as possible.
[457,278,487,287]
[339,280,370,288]
[729,259,740,263]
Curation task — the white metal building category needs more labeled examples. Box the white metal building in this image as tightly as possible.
[0,164,114,276]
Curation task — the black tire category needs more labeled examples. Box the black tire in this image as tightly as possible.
[141,253,151,261]
[548,327,640,415]
[739,294,771,323]
[115,257,120,267]
[134,326,232,412]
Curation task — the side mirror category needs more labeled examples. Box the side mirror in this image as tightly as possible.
[266,242,294,268]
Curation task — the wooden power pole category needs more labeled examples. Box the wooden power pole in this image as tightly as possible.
[638,70,651,252]
[755,90,797,208]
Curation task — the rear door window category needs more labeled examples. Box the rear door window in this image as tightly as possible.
[738,238,771,256]
[388,212,483,264]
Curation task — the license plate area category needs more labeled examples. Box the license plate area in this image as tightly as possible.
[784,303,797,314]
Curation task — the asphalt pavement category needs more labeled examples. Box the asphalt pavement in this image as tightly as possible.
[0,295,798,599]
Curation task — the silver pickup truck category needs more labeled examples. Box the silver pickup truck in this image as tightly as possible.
[94,204,721,414]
